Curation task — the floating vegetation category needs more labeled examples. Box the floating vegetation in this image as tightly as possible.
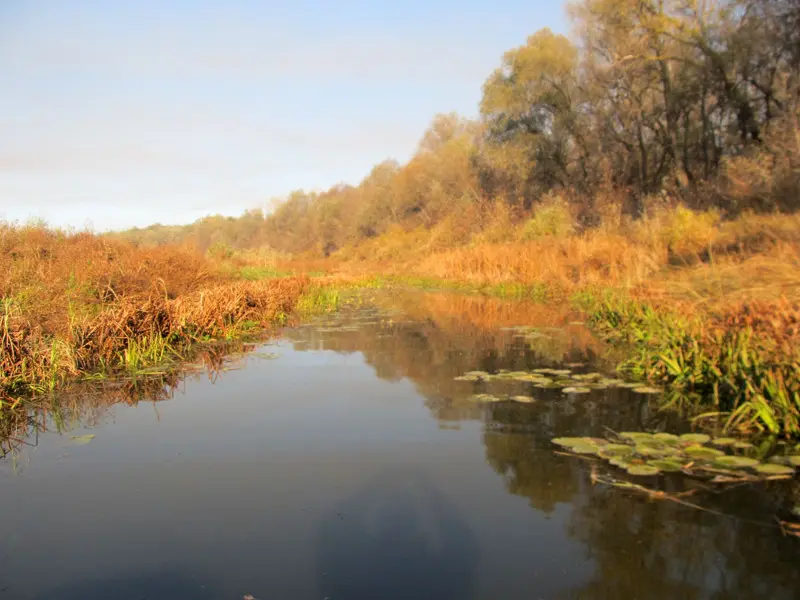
[626,464,661,476]
[551,431,799,485]
[511,395,537,403]
[684,445,725,459]
[714,455,760,469]
[711,437,737,447]
[648,459,684,472]
[453,367,667,399]
[754,464,795,476]
[471,393,502,403]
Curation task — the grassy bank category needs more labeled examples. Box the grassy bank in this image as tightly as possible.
[0,224,314,405]
[271,207,800,436]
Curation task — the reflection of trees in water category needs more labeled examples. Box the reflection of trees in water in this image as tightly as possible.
[1,340,260,462]
[315,468,477,600]
[286,290,611,422]
[292,292,800,599]
[479,402,800,599]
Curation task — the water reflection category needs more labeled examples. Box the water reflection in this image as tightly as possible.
[2,290,799,599]
[32,569,216,600]
[316,468,476,600]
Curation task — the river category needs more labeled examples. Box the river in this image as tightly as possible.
[1,290,798,599]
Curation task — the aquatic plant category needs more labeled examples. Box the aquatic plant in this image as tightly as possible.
[551,430,799,482]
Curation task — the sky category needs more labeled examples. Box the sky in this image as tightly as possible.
[0,0,567,231]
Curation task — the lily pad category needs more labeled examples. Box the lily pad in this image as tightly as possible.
[653,433,679,444]
[635,444,669,457]
[471,393,502,402]
[511,395,537,403]
[633,386,662,395]
[754,463,795,476]
[553,379,575,386]
[684,445,724,460]
[572,444,600,455]
[648,459,684,472]
[620,432,654,442]
[626,464,661,476]
[786,456,800,467]
[572,373,603,381]
[552,437,595,449]
[70,434,96,445]
[714,455,760,469]
[679,433,711,444]
[732,441,755,450]
[563,386,592,394]
[609,458,632,468]
[711,437,737,447]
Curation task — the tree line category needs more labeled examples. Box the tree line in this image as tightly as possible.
[118,0,799,255]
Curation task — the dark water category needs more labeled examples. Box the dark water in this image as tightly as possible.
[1,290,799,600]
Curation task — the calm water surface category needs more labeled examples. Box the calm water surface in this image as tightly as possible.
[1,291,798,599]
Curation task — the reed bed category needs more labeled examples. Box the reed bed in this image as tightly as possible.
[0,224,309,402]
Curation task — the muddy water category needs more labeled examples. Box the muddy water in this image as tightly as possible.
[1,290,798,600]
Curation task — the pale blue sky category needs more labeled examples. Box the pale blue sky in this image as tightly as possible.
[0,0,567,231]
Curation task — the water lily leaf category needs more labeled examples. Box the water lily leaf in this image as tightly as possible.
[786,456,800,467]
[732,441,755,450]
[471,393,502,402]
[626,464,661,476]
[605,443,634,453]
[572,373,603,381]
[684,445,724,459]
[563,386,592,394]
[635,444,669,457]
[679,433,711,444]
[754,463,795,476]
[552,437,594,449]
[648,459,684,472]
[609,458,632,468]
[600,378,626,386]
[553,379,575,386]
[633,386,662,395]
[70,434,96,445]
[511,395,537,403]
[653,433,679,444]
[714,455,760,469]
[600,446,634,459]
[618,382,643,388]
[711,437,737,447]
[571,444,600,455]
[550,369,572,376]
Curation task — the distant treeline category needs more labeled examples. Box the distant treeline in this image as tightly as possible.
[116,0,799,255]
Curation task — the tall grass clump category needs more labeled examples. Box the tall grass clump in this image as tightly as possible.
[582,293,800,436]
[0,223,311,403]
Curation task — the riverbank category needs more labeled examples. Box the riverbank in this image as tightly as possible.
[270,208,800,437]
[0,224,336,406]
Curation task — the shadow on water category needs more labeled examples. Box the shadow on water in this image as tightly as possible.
[315,467,477,600]
[21,569,217,600]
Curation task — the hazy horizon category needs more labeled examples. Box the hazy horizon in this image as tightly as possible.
[0,0,567,232]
